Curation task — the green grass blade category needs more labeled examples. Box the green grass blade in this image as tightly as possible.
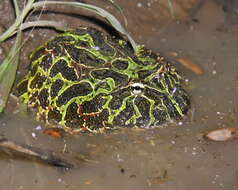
[167,0,175,19]
[0,0,34,42]
[107,0,128,26]
[6,20,70,38]
[0,30,22,113]
[13,0,20,17]
[33,1,137,51]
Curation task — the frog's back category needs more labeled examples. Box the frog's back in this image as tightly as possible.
[18,27,190,133]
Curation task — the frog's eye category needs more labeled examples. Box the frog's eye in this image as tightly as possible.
[131,83,145,95]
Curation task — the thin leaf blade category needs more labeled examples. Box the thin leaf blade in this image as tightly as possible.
[0,30,22,113]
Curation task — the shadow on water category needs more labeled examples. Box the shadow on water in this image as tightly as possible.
[0,1,238,190]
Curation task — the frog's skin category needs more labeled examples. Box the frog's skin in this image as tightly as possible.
[17,27,190,133]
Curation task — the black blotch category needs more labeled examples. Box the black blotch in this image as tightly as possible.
[30,47,45,62]
[131,56,146,66]
[65,102,84,128]
[40,54,53,71]
[109,87,131,110]
[108,38,134,57]
[94,81,111,92]
[112,59,129,70]
[47,44,61,57]
[38,88,49,109]
[135,48,158,66]
[50,59,78,81]
[57,82,93,106]
[91,69,128,86]
[81,94,106,113]
[143,87,164,106]
[49,35,75,46]
[74,28,88,35]
[172,86,190,115]
[169,73,179,82]
[113,99,135,127]
[162,96,181,119]
[17,79,28,96]
[30,73,46,89]
[50,79,64,98]
[76,40,90,48]
[134,96,150,126]
[137,69,154,79]
[48,108,62,123]
[47,35,75,56]
[164,75,174,92]
[30,64,38,76]
[153,108,168,125]
[64,45,105,67]
[137,64,160,79]
[151,77,164,90]
[75,27,114,56]
[85,109,110,130]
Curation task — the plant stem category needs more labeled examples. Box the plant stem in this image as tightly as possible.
[0,0,34,42]
[13,0,20,17]
[0,30,22,113]
[10,20,69,38]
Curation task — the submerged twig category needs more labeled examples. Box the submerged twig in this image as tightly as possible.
[0,137,74,168]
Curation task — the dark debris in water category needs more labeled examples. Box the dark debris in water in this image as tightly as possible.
[0,137,74,169]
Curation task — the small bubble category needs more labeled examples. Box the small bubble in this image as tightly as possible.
[137,2,142,7]
[35,125,42,131]
[31,132,36,138]
[93,46,100,51]
[172,87,177,96]
[212,70,217,75]
[57,178,63,182]
[192,151,196,156]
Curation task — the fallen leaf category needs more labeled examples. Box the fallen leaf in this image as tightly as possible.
[167,51,178,57]
[205,128,238,141]
[43,128,65,138]
[84,180,93,185]
[177,57,204,75]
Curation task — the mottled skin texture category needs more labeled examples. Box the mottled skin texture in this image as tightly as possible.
[18,27,190,133]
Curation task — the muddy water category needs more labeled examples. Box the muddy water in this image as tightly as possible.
[0,1,238,190]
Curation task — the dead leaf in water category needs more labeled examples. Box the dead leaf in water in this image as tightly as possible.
[177,57,204,75]
[149,176,167,184]
[84,180,93,185]
[43,128,66,138]
[167,51,178,57]
[205,128,238,141]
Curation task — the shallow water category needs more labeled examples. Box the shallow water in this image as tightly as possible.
[1,1,238,190]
